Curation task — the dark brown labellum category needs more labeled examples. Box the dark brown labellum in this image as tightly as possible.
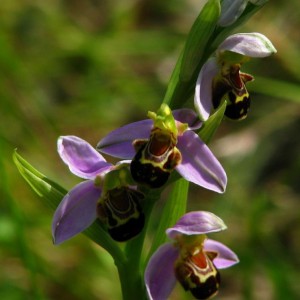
[130,130,181,188]
[212,65,254,120]
[97,187,145,242]
[175,251,220,300]
[223,90,251,120]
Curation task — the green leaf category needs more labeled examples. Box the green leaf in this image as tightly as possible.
[144,178,189,268]
[163,50,184,107]
[163,0,220,109]
[13,150,125,263]
[180,0,221,81]
[13,150,66,210]
[199,100,226,144]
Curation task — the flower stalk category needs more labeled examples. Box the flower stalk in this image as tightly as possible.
[118,189,162,300]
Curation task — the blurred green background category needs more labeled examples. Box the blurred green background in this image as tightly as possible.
[1,0,300,299]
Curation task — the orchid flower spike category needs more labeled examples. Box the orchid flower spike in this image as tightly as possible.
[145,211,239,300]
[219,0,268,27]
[97,105,227,193]
[52,135,144,244]
[194,32,276,121]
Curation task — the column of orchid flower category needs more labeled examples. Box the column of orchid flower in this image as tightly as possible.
[14,1,276,300]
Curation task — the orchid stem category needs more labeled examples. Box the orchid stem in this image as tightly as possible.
[116,190,160,299]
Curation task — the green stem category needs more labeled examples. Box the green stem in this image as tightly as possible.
[116,190,160,299]
[116,259,148,300]
[145,178,189,267]
[84,220,126,265]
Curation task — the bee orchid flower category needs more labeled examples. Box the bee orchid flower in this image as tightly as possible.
[194,32,276,121]
[53,135,145,244]
[145,211,239,300]
[97,105,227,193]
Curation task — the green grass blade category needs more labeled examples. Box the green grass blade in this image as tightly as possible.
[250,76,300,103]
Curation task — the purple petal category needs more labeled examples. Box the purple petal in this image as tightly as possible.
[58,136,112,179]
[218,32,277,57]
[145,243,179,300]
[97,119,153,159]
[52,180,101,244]
[204,239,239,269]
[173,109,202,130]
[218,0,247,27]
[176,131,227,193]
[194,59,219,121]
[166,211,227,239]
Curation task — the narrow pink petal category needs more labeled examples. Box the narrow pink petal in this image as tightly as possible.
[52,180,101,244]
[176,131,227,193]
[145,243,179,300]
[194,58,219,121]
[173,109,202,130]
[166,211,227,239]
[97,120,153,159]
[218,32,277,57]
[204,239,239,269]
[58,136,112,179]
